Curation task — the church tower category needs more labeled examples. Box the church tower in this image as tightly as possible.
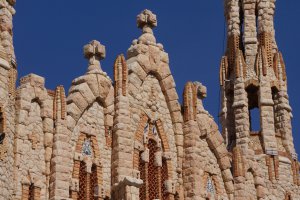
[220,0,299,198]
[220,0,296,158]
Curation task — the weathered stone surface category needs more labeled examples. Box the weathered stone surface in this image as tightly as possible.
[0,3,299,200]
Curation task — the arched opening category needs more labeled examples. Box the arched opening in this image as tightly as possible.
[78,161,87,200]
[138,121,169,200]
[70,133,103,200]
[148,139,159,200]
[246,85,260,132]
[206,176,216,199]
[91,164,99,200]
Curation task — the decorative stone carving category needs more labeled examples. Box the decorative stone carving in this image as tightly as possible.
[137,9,157,44]
[84,40,106,72]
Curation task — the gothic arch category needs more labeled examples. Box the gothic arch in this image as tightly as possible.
[68,99,111,199]
[66,73,114,132]
[70,132,104,199]
[133,113,175,199]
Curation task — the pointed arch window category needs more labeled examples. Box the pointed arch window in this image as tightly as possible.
[204,173,219,200]
[138,122,169,200]
[78,139,100,200]
[71,134,103,200]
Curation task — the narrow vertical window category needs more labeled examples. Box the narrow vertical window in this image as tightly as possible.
[247,85,260,133]
[138,122,169,200]
[0,108,4,144]
[90,164,98,200]
[206,176,216,199]
[78,161,87,200]
[148,139,159,200]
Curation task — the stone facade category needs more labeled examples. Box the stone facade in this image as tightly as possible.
[0,1,299,200]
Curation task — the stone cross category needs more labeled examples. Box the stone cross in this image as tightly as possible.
[83,40,106,72]
[137,9,157,34]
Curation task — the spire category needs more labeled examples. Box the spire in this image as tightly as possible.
[83,40,106,73]
[137,9,157,44]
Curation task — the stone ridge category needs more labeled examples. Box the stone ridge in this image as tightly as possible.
[0,1,299,200]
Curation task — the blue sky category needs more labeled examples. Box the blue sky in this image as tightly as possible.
[14,1,300,156]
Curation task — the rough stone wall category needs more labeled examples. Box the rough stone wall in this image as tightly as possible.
[14,74,54,200]
[183,82,234,200]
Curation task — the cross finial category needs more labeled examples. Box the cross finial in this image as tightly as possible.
[84,40,105,72]
[137,9,157,33]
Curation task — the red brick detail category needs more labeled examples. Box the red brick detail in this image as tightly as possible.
[292,159,299,185]
[279,52,287,81]
[114,54,128,97]
[285,191,293,200]
[233,147,245,177]
[219,56,228,86]
[183,82,197,122]
[53,85,66,120]
[105,126,112,148]
[21,184,30,200]
[273,53,279,79]
[156,120,170,152]
[134,113,149,144]
[8,67,17,96]
[133,149,140,170]
[274,156,279,180]
[227,34,240,70]
[266,155,273,181]
[258,32,273,68]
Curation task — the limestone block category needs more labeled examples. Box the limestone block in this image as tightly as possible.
[70,178,79,192]
[222,169,233,182]
[141,148,149,163]
[164,180,176,194]
[19,74,45,88]
[207,132,224,150]
[154,151,162,167]
[44,132,53,147]
[69,82,96,105]
[132,169,140,179]
[74,152,83,161]
[162,151,172,160]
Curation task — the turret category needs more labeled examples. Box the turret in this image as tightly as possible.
[220,0,296,158]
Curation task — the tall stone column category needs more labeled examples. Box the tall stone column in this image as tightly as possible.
[49,86,72,200]
[0,1,16,199]
[111,54,142,199]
